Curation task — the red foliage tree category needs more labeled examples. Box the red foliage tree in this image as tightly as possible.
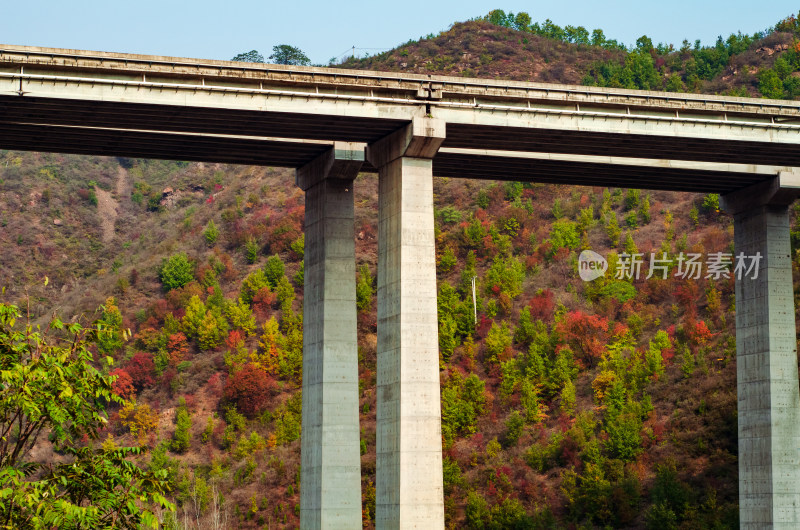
[167,332,190,366]
[252,287,277,319]
[223,363,275,418]
[555,311,611,368]
[674,281,700,319]
[124,352,156,390]
[207,372,224,399]
[528,289,555,321]
[687,319,714,348]
[226,329,245,351]
[109,368,135,399]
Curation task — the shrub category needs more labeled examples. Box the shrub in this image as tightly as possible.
[172,399,192,453]
[529,289,555,321]
[439,313,459,362]
[223,363,274,418]
[203,220,219,246]
[110,368,135,399]
[263,255,285,288]
[159,253,194,291]
[625,189,640,210]
[504,181,523,201]
[606,213,621,246]
[356,264,374,311]
[240,269,270,305]
[225,298,256,335]
[438,246,457,274]
[484,256,525,299]
[245,238,260,264]
[166,332,189,366]
[639,194,651,224]
[547,220,580,257]
[555,311,611,368]
[118,402,159,445]
[196,309,229,350]
[503,410,525,447]
[485,321,513,364]
[289,234,304,260]
[439,206,462,224]
[96,297,124,355]
[759,68,783,99]
[441,373,486,446]
[125,352,156,390]
[273,393,303,445]
[701,193,720,213]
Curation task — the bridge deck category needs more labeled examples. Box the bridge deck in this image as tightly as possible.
[2,44,800,192]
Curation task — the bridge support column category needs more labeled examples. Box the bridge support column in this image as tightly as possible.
[296,143,364,529]
[722,173,800,529]
[366,117,446,529]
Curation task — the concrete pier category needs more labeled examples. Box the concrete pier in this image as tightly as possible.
[722,173,800,529]
[296,143,364,529]
[367,118,446,529]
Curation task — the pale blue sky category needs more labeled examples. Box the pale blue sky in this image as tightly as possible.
[4,1,798,65]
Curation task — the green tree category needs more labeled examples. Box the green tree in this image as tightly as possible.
[269,44,310,66]
[513,12,531,31]
[225,297,256,335]
[0,302,173,527]
[484,256,526,299]
[240,269,270,305]
[759,69,783,99]
[264,254,286,288]
[96,297,124,355]
[172,398,192,453]
[639,194,651,224]
[486,9,509,27]
[438,313,459,362]
[203,220,219,246]
[231,50,265,63]
[547,220,580,256]
[635,35,654,52]
[245,238,260,264]
[159,253,194,291]
[606,212,621,247]
[356,264,374,311]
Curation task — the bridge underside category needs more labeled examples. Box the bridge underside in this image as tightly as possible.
[0,97,784,193]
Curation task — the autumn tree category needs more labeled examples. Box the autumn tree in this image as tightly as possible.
[109,368,135,399]
[555,311,612,368]
[223,363,275,418]
[96,297,124,355]
[0,302,172,527]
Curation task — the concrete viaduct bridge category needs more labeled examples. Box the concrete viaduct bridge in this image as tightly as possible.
[2,44,800,529]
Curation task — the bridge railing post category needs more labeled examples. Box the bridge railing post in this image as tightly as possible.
[366,117,446,529]
[721,173,800,529]
[296,143,364,529]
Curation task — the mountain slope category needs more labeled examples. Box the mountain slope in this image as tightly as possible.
[4,9,800,529]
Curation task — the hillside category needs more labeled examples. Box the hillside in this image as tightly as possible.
[3,9,800,529]
[339,10,800,99]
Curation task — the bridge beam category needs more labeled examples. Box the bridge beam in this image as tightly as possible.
[296,143,364,529]
[722,173,800,529]
[367,117,446,529]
